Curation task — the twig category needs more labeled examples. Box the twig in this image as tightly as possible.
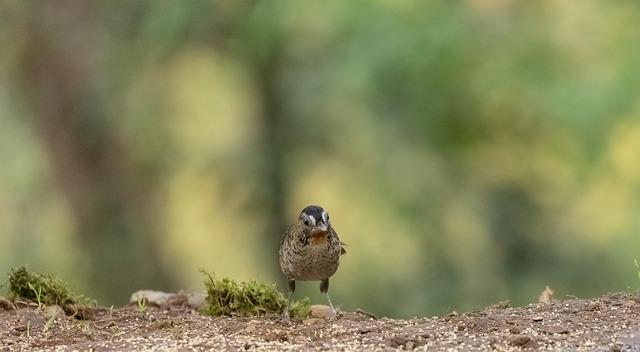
[355,308,378,320]
[14,300,30,309]
[95,321,116,330]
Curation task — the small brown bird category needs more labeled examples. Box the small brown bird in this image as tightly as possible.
[279,205,346,320]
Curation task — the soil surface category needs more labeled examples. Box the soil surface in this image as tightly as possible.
[1,292,640,351]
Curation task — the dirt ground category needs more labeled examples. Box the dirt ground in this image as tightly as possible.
[1,292,639,351]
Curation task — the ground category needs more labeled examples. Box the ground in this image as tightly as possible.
[1,292,639,351]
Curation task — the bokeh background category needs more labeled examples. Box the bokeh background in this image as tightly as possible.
[1,0,640,318]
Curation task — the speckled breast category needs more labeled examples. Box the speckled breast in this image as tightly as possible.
[280,241,341,281]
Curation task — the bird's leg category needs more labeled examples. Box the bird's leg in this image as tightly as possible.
[283,279,295,321]
[320,278,336,320]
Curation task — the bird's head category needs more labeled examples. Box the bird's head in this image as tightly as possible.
[298,205,331,235]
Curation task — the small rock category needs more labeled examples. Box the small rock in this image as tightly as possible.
[309,305,332,319]
[45,305,65,319]
[0,296,16,310]
[532,316,544,322]
[244,324,256,334]
[610,342,624,352]
[130,290,207,309]
[303,318,320,325]
[509,335,532,347]
[129,290,172,307]
[543,325,569,334]
[167,294,188,306]
[389,335,409,348]
[187,293,207,309]
[623,300,636,307]
[538,285,554,303]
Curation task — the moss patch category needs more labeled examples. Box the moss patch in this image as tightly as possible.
[7,266,91,307]
[201,270,310,319]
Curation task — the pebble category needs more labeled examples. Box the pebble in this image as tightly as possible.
[303,318,320,325]
[509,335,531,346]
[310,305,332,319]
[45,304,65,318]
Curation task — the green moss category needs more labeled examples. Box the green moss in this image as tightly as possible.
[200,270,310,319]
[7,266,88,306]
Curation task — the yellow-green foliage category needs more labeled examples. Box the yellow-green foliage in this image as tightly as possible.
[8,266,78,306]
[201,270,310,319]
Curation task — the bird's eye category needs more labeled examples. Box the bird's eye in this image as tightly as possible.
[303,219,311,226]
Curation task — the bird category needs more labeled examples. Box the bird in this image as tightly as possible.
[279,205,346,320]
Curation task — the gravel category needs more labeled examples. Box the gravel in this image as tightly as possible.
[1,292,639,351]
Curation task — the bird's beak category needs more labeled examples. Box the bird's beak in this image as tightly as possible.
[314,223,328,233]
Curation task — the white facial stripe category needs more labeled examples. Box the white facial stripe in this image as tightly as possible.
[304,213,316,226]
[322,210,328,223]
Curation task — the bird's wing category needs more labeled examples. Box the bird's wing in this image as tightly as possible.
[280,224,296,246]
[330,227,347,255]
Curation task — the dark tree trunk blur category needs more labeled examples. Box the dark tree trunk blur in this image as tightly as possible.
[202,0,291,282]
[255,48,289,283]
[17,1,175,304]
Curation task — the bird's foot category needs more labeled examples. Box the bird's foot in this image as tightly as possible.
[281,310,293,325]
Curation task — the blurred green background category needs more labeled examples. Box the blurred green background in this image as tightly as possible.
[1,0,639,318]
